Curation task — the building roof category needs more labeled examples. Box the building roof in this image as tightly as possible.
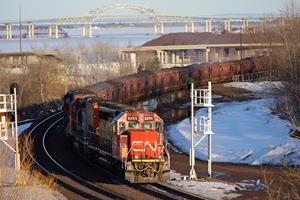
[142,32,281,47]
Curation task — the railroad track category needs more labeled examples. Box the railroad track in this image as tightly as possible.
[26,112,205,200]
[135,183,205,200]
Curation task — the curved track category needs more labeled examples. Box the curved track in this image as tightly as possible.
[26,112,205,200]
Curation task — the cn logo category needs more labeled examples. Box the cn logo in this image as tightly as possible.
[132,141,157,152]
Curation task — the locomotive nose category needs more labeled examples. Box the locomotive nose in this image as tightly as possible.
[127,130,160,159]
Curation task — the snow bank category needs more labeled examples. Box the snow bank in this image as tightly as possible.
[223,81,284,94]
[168,98,300,165]
[18,123,32,135]
[168,172,262,200]
[169,179,241,200]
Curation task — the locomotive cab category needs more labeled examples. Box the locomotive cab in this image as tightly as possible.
[114,112,170,183]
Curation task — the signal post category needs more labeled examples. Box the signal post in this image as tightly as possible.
[189,81,214,180]
[0,88,20,183]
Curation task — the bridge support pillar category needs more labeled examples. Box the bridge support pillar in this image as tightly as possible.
[85,24,92,38]
[184,24,188,32]
[191,22,195,33]
[82,26,86,37]
[205,19,212,32]
[154,24,158,35]
[184,22,195,33]
[6,24,12,40]
[160,22,164,34]
[224,19,231,31]
[31,24,35,39]
[82,24,92,38]
[55,25,59,38]
[89,24,92,38]
[28,24,31,39]
[28,24,35,39]
[48,26,52,38]
[243,19,249,31]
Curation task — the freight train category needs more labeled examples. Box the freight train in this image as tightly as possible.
[63,89,170,183]
[63,56,267,183]
[85,56,266,103]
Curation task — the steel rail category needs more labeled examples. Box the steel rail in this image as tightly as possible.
[26,111,206,199]
[26,111,127,200]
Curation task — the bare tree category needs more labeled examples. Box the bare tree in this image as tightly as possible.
[62,39,129,86]
[266,0,300,128]
[138,57,161,72]
[263,1,300,199]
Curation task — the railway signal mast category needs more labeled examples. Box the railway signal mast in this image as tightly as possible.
[189,81,214,180]
[0,88,20,181]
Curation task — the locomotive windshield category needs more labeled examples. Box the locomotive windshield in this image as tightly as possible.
[155,122,162,132]
[119,121,125,133]
[141,123,152,129]
[128,122,139,129]
[117,112,163,134]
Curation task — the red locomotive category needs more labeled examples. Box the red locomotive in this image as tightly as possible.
[63,89,170,183]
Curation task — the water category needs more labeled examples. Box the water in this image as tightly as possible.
[1,26,160,53]
[0,25,233,53]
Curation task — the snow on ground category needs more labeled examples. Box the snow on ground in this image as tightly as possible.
[168,172,262,200]
[168,82,300,165]
[18,123,32,135]
[223,81,284,94]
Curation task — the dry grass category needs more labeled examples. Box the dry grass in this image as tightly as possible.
[0,133,59,200]
[263,167,300,200]
[16,133,57,188]
[0,188,22,200]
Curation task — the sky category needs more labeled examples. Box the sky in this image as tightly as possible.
[0,0,293,22]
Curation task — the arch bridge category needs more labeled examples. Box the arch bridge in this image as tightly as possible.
[0,3,280,39]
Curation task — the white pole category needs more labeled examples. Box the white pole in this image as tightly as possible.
[191,22,195,33]
[189,82,197,180]
[14,88,20,172]
[55,25,59,39]
[88,24,92,38]
[48,26,52,38]
[208,82,212,178]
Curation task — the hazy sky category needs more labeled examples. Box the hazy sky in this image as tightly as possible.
[0,0,292,21]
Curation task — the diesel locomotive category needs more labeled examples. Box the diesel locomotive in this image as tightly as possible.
[63,89,170,183]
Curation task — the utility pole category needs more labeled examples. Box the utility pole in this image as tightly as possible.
[240,26,244,81]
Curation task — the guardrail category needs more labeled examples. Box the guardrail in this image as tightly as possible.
[232,70,278,82]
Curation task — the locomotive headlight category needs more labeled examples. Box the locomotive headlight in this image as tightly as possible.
[158,155,162,159]
[126,161,134,170]
[134,156,139,159]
